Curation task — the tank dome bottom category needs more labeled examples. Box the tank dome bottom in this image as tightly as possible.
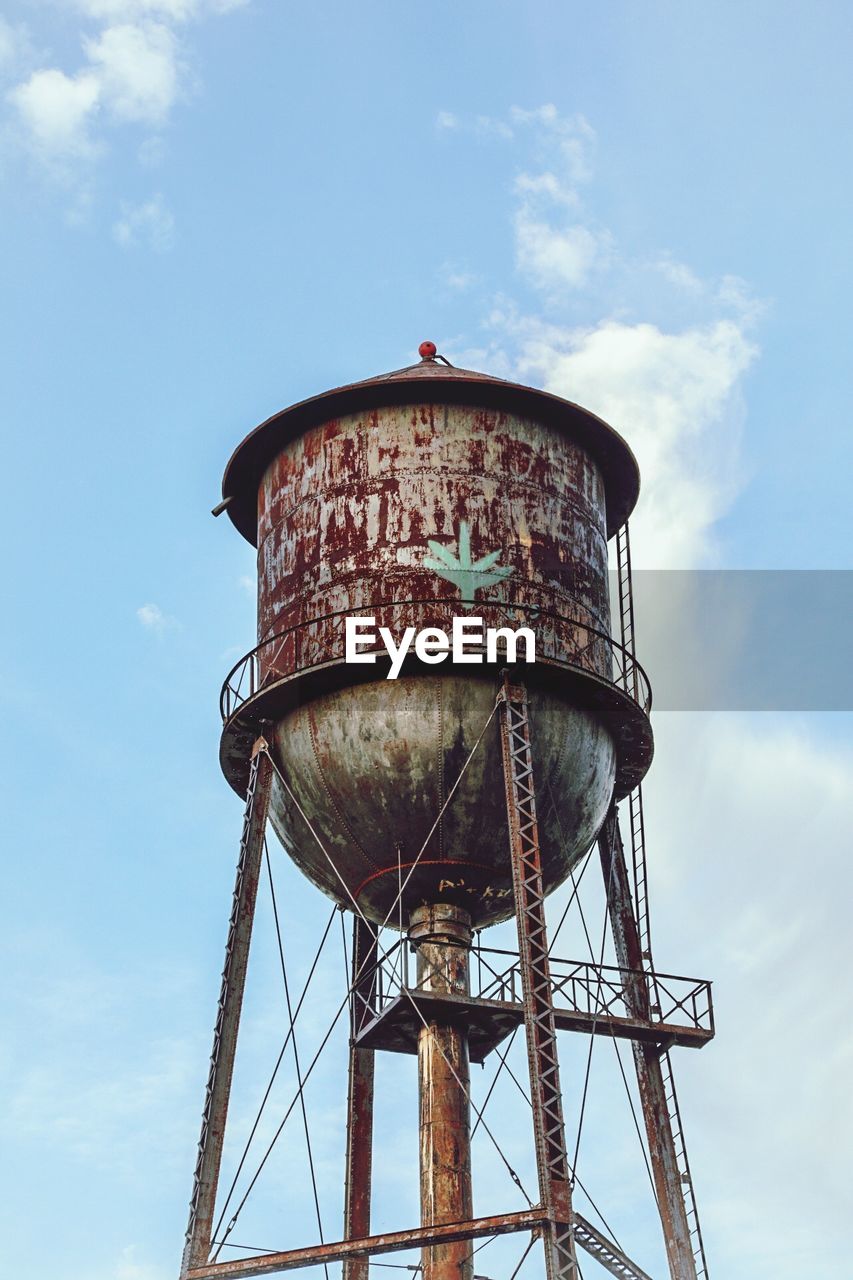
[266,672,617,929]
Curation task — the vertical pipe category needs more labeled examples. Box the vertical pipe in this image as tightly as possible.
[343,916,378,1280]
[409,905,474,1280]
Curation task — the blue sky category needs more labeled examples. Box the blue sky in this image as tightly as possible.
[1,4,851,1279]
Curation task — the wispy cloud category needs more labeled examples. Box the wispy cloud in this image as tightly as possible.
[113,193,175,249]
[442,104,761,568]
[7,21,182,170]
[441,262,478,293]
[2,0,248,230]
[136,602,179,631]
[0,16,28,70]
[434,103,853,1278]
[507,312,756,567]
[85,21,181,125]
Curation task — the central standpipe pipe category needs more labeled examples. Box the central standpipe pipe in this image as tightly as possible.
[409,905,474,1280]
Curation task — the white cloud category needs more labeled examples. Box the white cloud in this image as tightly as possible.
[446,271,476,291]
[85,22,180,125]
[497,109,606,293]
[652,254,703,292]
[454,104,850,1276]
[0,16,22,68]
[136,601,178,630]
[514,170,579,208]
[6,22,179,167]
[114,193,175,248]
[435,109,457,130]
[511,316,756,566]
[514,212,611,290]
[510,104,595,184]
[137,133,166,166]
[441,103,761,567]
[642,713,853,1277]
[4,0,245,193]
[7,68,101,161]
[441,263,478,292]
[474,112,513,140]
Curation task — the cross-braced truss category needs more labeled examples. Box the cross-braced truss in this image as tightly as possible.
[180,664,710,1280]
[498,674,578,1280]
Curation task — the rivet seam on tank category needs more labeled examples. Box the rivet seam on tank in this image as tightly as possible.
[423,520,512,596]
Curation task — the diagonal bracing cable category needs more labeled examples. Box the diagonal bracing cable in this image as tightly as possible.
[262,696,499,952]
[213,980,354,1255]
[471,1016,622,1250]
[569,849,614,1180]
[547,848,593,956]
[397,982,535,1207]
[214,701,527,1252]
[508,1234,537,1280]
[251,697,502,1089]
[209,903,339,1252]
[545,779,658,1207]
[470,1026,521,1140]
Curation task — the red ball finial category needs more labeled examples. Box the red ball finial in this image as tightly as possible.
[418,340,437,360]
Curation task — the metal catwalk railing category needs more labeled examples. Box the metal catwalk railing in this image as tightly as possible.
[220,596,652,723]
[354,943,714,1046]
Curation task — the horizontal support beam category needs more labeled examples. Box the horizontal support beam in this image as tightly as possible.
[554,1006,710,1050]
[186,1209,548,1278]
[356,990,712,1062]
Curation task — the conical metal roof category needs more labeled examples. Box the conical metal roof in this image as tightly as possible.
[221,349,640,543]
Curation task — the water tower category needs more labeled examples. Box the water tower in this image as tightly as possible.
[179,346,715,1280]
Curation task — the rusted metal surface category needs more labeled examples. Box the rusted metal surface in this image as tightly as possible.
[597,809,699,1280]
[411,905,474,1280]
[185,1208,549,1279]
[267,674,617,928]
[254,392,622,926]
[220,356,640,545]
[181,744,273,1277]
[212,354,653,928]
[256,400,612,648]
[217,603,654,837]
[353,953,714,1060]
[572,1217,654,1280]
[499,678,577,1280]
[343,917,378,1280]
[222,601,652,723]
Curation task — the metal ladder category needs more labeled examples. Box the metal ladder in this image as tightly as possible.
[628,788,653,970]
[658,1051,709,1278]
[615,522,638,702]
[615,523,710,1280]
[573,1216,654,1280]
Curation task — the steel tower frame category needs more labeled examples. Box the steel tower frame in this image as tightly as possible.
[179,524,710,1280]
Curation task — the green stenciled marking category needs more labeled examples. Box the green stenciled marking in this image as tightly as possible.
[424,520,513,596]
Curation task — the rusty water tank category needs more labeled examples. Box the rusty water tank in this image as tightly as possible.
[218,349,652,927]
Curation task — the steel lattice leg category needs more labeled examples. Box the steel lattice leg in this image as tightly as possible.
[180,741,273,1277]
[498,677,578,1280]
[597,807,700,1280]
[343,915,378,1280]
